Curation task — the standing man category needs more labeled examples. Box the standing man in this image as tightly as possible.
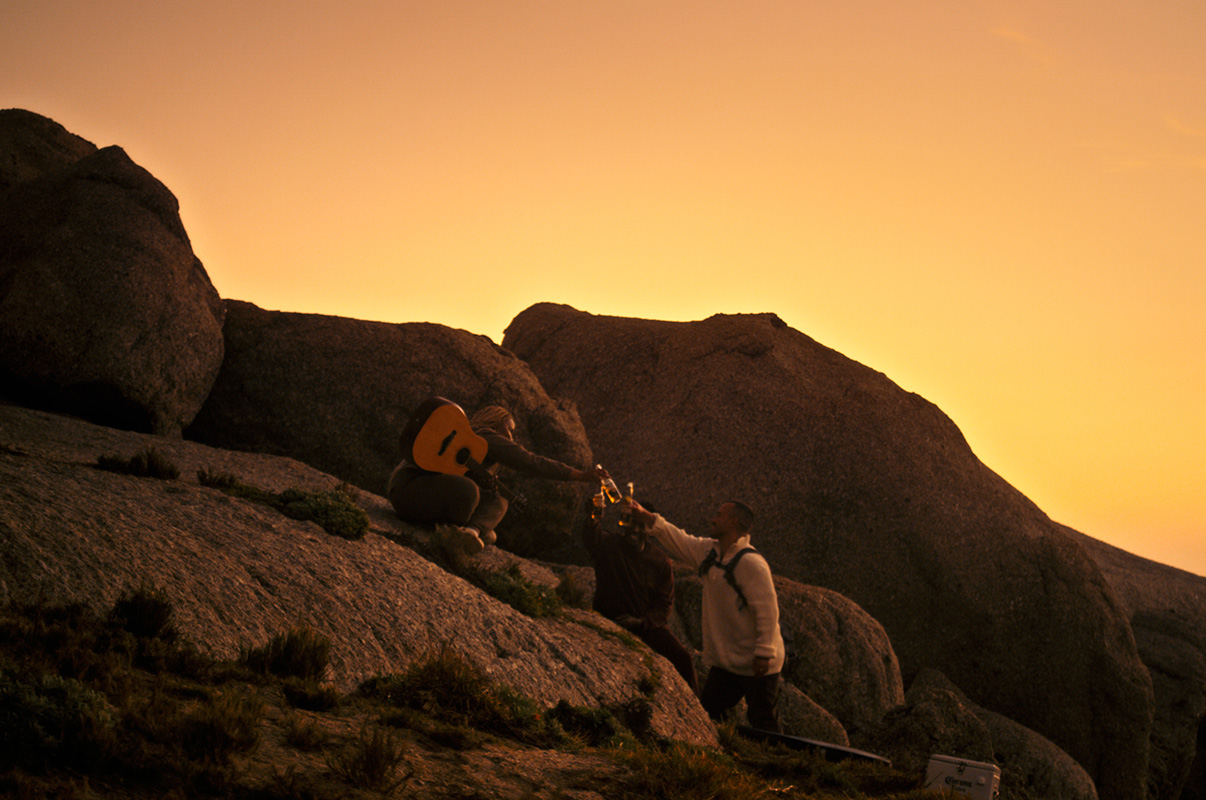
[628,499,785,732]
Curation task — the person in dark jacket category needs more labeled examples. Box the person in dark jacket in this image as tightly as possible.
[584,500,699,694]
[388,405,603,553]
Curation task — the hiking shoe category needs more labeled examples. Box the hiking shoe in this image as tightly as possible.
[453,526,485,555]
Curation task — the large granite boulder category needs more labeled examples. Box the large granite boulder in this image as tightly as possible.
[503,303,1155,800]
[674,572,903,739]
[904,669,1099,800]
[0,108,97,189]
[0,111,225,436]
[864,671,1098,800]
[862,679,996,777]
[186,300,594,555]
[0,403,717,748]
[1070,527,1206,800]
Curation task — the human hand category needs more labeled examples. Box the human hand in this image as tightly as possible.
[628,501,656,528]
[752,655,771,677]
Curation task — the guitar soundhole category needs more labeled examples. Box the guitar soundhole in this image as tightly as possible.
[455,447,470,465]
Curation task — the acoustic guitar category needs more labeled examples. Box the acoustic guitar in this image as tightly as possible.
[399,396,527,507]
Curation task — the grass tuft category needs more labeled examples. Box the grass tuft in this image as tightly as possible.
[107,585,178,642]
[96,448,180,480]
[178,689,263,762]
[325,724,411,794]
[239,627,331,682]
[358,645,567,748]
[282,677,340,711]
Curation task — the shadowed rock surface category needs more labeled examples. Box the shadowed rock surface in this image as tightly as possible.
[0,403,716,748]
[904,669,1099,800]
[674,573,904,739]
[186,300,594,555]
[503,302,1155,800]
[1069,527,1206,800]
[0,111,225,436]
[0,108,98,189]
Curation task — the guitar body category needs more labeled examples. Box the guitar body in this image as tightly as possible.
[402,397,487,476]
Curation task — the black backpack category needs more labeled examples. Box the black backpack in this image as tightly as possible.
[698,547,758,610]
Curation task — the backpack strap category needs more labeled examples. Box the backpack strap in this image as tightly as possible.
[699,546,758,610]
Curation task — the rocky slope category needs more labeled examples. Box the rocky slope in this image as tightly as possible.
[7,107,1206,798]
[502,302,1160,800]
[0,403,716,748]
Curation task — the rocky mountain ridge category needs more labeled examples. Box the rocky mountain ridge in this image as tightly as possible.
[5,107,1206,800]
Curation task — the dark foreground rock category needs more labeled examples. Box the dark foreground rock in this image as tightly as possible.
[503,302,1155,800]
[186,300,594,555]
[1070,527,1206,800]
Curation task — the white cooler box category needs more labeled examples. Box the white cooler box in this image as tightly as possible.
[923,754,1000,799]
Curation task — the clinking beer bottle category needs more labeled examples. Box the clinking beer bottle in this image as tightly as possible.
[591,486,606,520]
[618,481,635,527]
[599,465,623,503]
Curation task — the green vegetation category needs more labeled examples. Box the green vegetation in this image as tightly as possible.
[359,643,568,748]
[466,561,563,618]
[198,468,370,539]
[0,594,942,799]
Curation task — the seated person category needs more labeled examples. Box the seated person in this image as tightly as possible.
[585,497,699,694]
[388,405,603,553]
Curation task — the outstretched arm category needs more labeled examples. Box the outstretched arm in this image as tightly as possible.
[630,502,714,569]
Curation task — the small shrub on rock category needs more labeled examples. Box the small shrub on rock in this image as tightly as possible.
[469,563,562,618]
[96,448,180,480]
[326,724,412,794]
[239,627,331,682]
[274,487,369,540]
[358,646,566,747]
[198,470,369,539]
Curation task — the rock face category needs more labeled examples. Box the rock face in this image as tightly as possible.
[0,403,716,748]
[673,573,904,739]
[0,108,97,189]
[1069,527,1206,800]
[865,670,1098,800]
[502,303,1155,800]
[186,300,594,555]
[899,670,1100,800]
[0,111,225,436]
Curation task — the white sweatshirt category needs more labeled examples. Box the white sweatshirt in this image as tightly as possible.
[649,515,785,676]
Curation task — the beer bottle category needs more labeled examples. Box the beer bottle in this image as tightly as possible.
[590,486,606,520]
[618,481,635,527]
[599,465,623,503]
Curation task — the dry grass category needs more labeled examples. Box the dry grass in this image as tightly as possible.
[0,595,941,800]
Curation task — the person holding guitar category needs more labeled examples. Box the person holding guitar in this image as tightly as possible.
[389,398,606,554]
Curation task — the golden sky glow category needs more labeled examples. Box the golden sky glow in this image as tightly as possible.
[5,1,1204,574]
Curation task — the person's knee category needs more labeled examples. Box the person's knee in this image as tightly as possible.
[447,480,481,521]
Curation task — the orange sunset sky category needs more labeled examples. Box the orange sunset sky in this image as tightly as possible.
[5,2,1204,575]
